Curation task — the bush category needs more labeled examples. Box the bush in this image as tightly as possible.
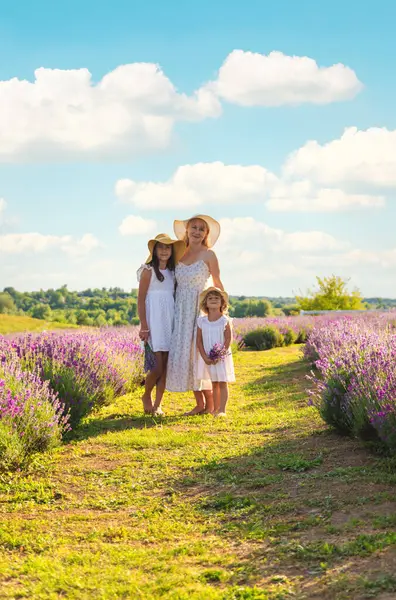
[282,327,297,346]
[0,352,69,470]
[296,328,308,344]
[0,422,25,470]
[306,318,396,451]
[243,326,284,350]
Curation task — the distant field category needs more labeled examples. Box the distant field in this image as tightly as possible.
[0,314,78,335]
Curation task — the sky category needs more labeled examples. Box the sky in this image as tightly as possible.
[1,0,396,297]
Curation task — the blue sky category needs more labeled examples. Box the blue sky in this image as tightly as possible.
[1,0,395,296]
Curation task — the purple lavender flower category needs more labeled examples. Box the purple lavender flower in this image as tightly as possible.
[208,343,229,362]
[143,343,156,373]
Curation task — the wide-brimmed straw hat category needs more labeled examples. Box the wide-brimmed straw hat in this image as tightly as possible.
[173,214,221,248]
[146,233,186,264]
[199,286,229,310]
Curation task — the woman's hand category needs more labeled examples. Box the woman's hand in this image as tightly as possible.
[204,356,214,365]
[139,328,150,342]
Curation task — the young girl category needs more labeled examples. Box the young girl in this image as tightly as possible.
[137,233,186,415]
[196,287,235,416]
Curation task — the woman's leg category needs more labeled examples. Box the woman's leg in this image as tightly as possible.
[142,353,163,414]
[212,383,220,414]
[184,390,205,415]
[153,352,167,413]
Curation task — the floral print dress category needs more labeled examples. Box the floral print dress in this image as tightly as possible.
[166,260,212,392]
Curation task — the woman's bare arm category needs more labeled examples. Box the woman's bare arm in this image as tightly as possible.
[137,268,152,341]
[206,250,224,290]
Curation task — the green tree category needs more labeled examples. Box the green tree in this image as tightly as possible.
[296,275,366,311]
[0,292,16,314]
[30,303,52,320]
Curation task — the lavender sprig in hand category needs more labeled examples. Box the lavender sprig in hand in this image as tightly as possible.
[208,343,229,362]
[143,342,157,373]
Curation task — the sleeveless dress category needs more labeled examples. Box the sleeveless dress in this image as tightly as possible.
[166,260,212,392]
[137,265,175,352]
[196,315,236,382]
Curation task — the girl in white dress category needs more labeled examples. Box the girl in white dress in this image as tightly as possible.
[196,287,235,417]
[137,233,185,416]
[166,215,225,416]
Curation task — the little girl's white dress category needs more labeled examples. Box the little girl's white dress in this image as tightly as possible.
[196,315,236,382]
[137,266,175,352]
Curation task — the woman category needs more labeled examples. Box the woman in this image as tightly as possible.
[166,214,224,415]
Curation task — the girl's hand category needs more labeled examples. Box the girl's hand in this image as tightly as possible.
[204,357,214,365]
[139,328,150,342]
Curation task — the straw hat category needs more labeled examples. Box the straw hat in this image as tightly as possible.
[146,233,186,264]
[199,286,229,310]
[173,214,221,248]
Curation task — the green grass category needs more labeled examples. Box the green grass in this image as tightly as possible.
[0,314,78,335]
[1,346,396,599]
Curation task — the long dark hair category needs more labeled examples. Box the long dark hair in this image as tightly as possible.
[148,242,176,282]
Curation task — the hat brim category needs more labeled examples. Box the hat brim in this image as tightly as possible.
[199,286,229,308]
[146,238,186,264]
[173,214,221,248]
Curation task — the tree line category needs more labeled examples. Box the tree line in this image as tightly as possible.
[0,276,394,326]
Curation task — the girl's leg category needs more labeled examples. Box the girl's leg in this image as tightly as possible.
[142,353,163,414]
[153,352,167,414]
[218,382,229,415]
[202,388,214,414]
[212,382,220,414]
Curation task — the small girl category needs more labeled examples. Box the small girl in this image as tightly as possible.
[196,287,235,416]
[137,233,186,415]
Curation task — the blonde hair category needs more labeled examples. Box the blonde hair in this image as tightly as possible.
[200,290,228,315]
[184,218,209,247]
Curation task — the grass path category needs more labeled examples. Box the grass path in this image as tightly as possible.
[1,347,396,599]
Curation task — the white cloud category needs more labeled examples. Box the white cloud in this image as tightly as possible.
[266,180,385,212]
[284,127,396,187]
[214,216,348,295]
[218,216,346,254]
[0,51,363,162]
[63,233,101,257]
[115,162,278,209]
[0,63,221,162]
[302,248,396,270]
[209,50,362,107]
[0,232,100,255]
[118,215,157,236]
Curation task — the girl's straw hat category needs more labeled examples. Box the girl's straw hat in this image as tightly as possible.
[199,286,229,309]
[146,233,186,264]
[173,214,221,248]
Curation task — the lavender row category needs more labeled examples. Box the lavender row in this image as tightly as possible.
[0,328,144,468]
[304,315,396,450]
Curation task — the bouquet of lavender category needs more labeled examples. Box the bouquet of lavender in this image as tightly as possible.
[208,343,229,362]
[143,342,157,373]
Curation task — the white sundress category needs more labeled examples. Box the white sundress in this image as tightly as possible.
[196,315,236,383]
[166,260,212,392]
[137,265,175,352]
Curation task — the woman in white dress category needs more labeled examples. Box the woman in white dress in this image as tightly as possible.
[137,233,186,415]
[166,215,224,415]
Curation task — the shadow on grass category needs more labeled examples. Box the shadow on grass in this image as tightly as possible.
[243,355,310,395]
[68,412,188,441]
[169,428,396,592]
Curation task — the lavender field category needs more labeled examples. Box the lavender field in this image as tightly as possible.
[1,312,396,470]
[0,327,144,468]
